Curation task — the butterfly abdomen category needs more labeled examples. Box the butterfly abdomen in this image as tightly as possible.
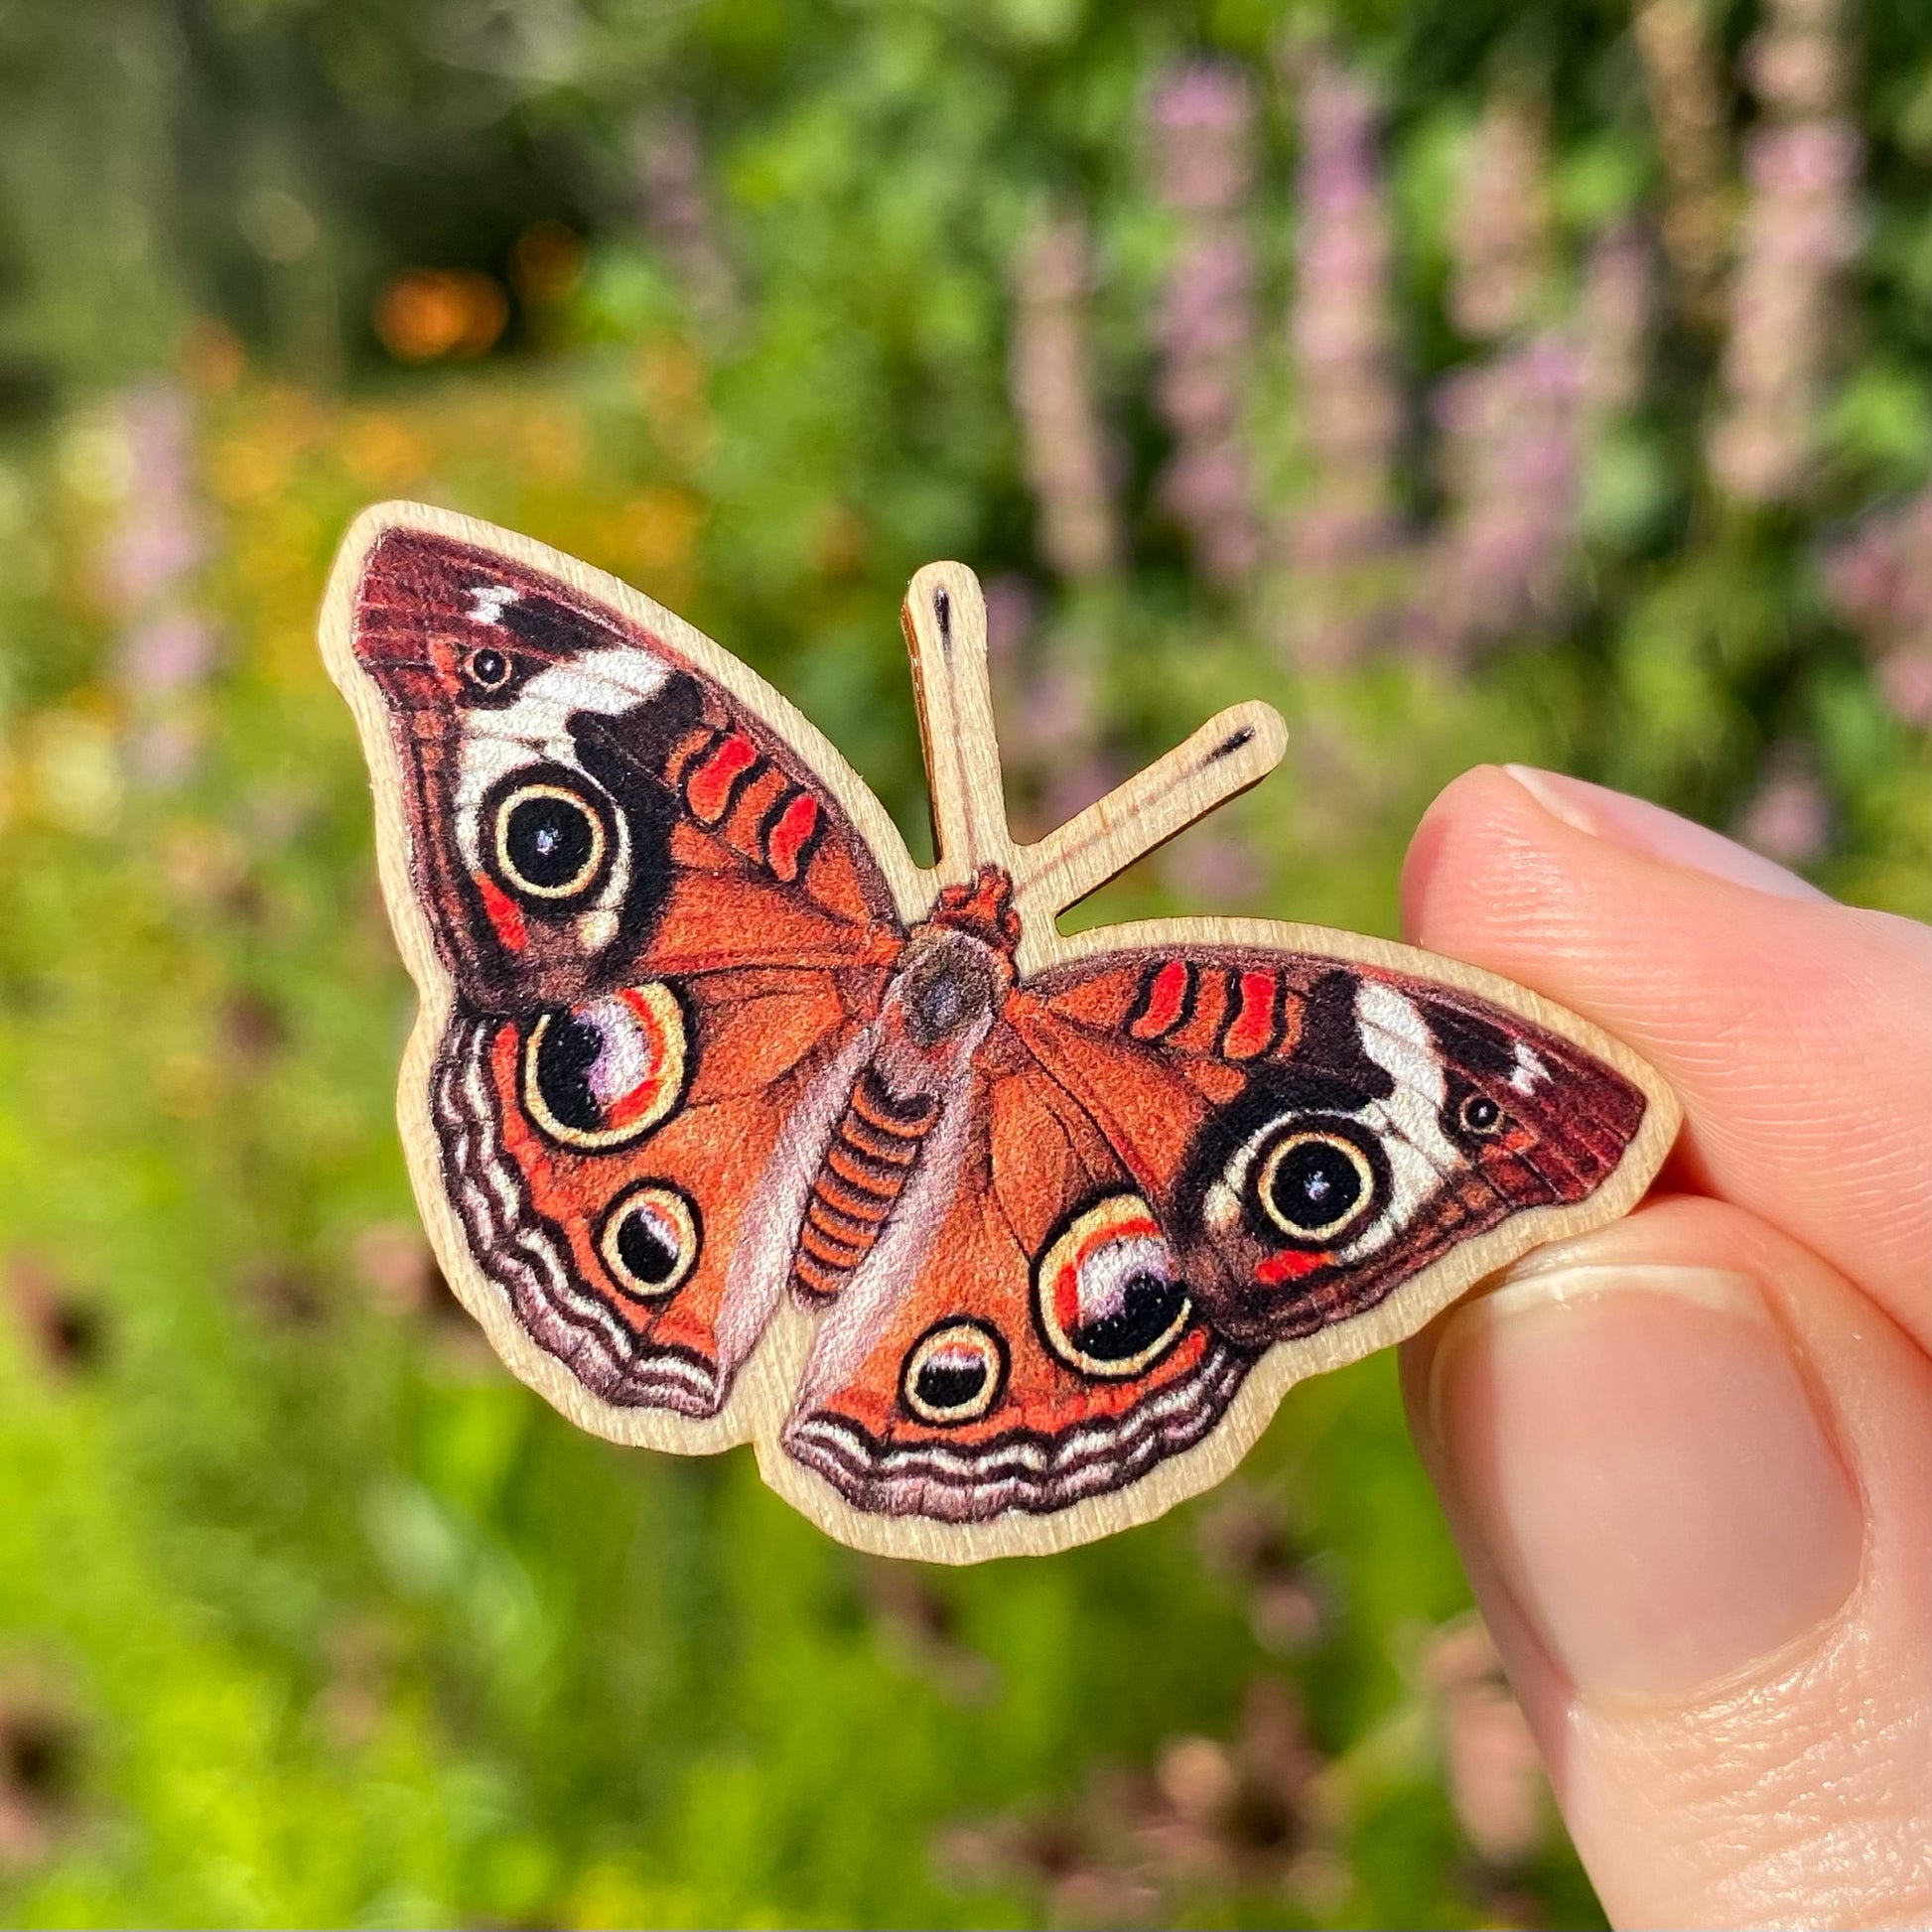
[790,1067,939,1302]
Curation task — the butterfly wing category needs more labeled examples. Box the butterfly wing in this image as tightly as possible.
[330,507,911,1428]
[345,515,905,1009]
[1010,944,1660,1350]
[434,964,878,1417]
[767,936,1664,1552]
[772,1051,1253,1535]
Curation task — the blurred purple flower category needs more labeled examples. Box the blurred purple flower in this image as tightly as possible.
[124,717,204,789]
[1823,489,1932,726]
[103,386,204,608]
[1149,61,1263,586]
[1580,221,1657,425]
[1039,747,1121,834]
[1158,831,1264,910]
[1408,334,1586,662]
[1735,745,1832,865]
[1449,94,1554,343]
[980,572,1039,676]
[1632,0,1733,326]
[116,613,217,697]
[1279,45,1404,666]
[1708,0,1863,503]
[632,110,739,326]
[107,513,202,609]
[98,382,215,788]
[1149,62,1259,213]
[1009,213,1121,583]
[1423,1616,1549,1868]
[1876,649,1932,729]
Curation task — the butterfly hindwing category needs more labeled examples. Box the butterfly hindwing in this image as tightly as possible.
[771,946,1649,1533]
[776,1058,1253,1525]
[435,964,883,1416]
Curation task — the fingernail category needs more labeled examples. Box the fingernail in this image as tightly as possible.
[1503,764,1833,903]
[1427,1259,1862,1699]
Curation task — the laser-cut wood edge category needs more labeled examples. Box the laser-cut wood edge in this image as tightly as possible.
[321,499,1681,1566]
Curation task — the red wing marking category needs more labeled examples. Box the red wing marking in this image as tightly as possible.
[1129,959,1191,1039]
[686,731,759,823]
[763,791,820,883]
[477,872,529,952]
[1220,971,1281,1060]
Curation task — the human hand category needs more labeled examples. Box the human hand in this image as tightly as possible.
[1398,765,1931,1929]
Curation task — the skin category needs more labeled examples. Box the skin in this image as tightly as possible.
[1397,765,1931,1930]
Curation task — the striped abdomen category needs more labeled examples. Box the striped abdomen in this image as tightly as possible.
[790,1067,938,1302]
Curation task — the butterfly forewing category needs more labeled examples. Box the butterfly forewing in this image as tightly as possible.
[1013,949,1651,1350]
[350,526,902,1011]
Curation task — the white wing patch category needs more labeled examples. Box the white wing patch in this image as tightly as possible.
[451,641,679,948]
[1339,980,1464,1264]
[1201,980,1468,1263]
[1511,1043,1551,1095]
[467,583,521,623]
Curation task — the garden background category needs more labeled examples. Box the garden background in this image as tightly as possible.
[0,0,1926,1925]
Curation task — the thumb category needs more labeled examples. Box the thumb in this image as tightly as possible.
[1401,1194,1932,1929]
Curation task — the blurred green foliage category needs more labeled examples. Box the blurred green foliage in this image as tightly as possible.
[0,1,1926,1927]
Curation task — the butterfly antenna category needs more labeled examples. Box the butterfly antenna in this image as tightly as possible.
[901,563,1022,886]
[900,562,1287,962]
[1010,701,1286,941]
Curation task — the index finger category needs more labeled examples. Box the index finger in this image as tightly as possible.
[1402,764,1932,1348]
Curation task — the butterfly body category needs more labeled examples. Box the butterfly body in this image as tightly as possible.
[326,502,1677,1560]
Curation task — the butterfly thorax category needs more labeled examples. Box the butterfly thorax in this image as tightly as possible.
[788,867,1018,1305]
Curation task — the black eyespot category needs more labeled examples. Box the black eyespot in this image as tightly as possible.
[1458,1092,1504,1135]
[1035,1196,1192,1379]
[492,781,607,900]
[1255,1127,1380,1244]
[901,1319,1007,1425]
[466,645,512,690]
[599,1184,701,1300]
[523,985,688,1149]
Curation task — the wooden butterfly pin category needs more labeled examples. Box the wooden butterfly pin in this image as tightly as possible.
[323,502,1678,1562]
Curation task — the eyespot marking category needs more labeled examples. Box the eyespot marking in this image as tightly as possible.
[1255,1128,1378,1243]
[599,1184,701,1300]
[900,1318,1008,1425]
[522,982,688,1149]
[492,781,609,900]
[1035,1196,1191,1380]
[465,644,513,690]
